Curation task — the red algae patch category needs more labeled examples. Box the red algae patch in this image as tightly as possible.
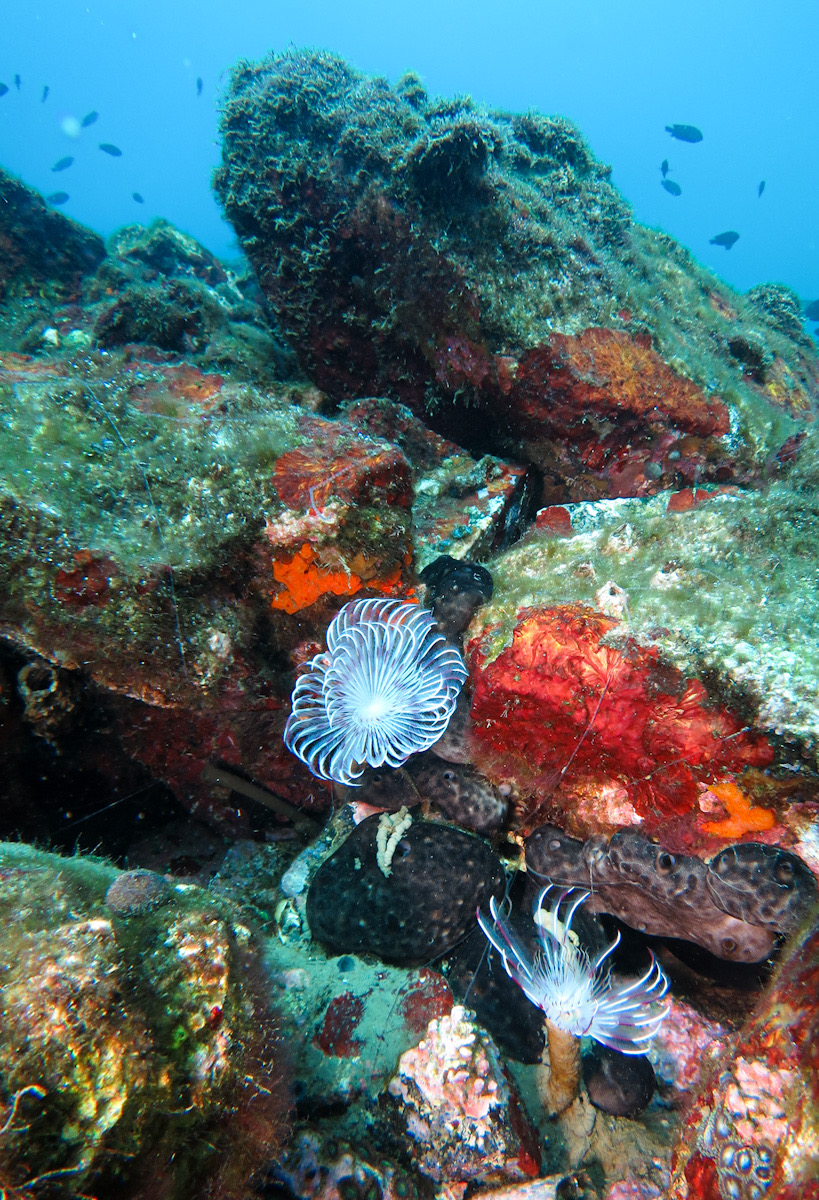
[467,605,773,839]
[313,991,368,1057]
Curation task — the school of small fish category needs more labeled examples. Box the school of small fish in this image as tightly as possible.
[0,73,203,213]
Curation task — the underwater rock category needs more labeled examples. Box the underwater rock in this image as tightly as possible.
[267,414,413,613]
[388,1004,541,1184]
[0,350,415,831]
[526,824,816,961]
[104,867,172,916]
[466,604,773,846]
[87,218,292,384]
[650,998,728,1096]
[0,167,105,336]
[669,901,819,1198]
[0,841,289,1198]
[305,814,505,965]
[509,328,731,502]
[215,50,818,499]
[343,397,531,567]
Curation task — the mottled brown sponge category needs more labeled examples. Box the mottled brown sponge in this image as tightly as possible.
[306,815,506,966]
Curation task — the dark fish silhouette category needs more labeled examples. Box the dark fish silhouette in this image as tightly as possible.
[0,83,8,98]
[710,230,739,250]
[46,191,69,205]
[661,179,682,196]
[803,300,819,321]
[132,192,144,203]
[51,156,74,172]
[14,75,21,90]
[41,85,49,103]
[758,180,765,197]
[81,110,99,127]
[665,123,703,143]
[99,142,122,157]
[660,159,669,177]
[196,76,203,96]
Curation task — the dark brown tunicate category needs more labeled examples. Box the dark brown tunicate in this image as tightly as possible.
[419,555,494,639]
[525,823,790,963]
[406,754,508,832]
[429,688,477,764]
[306,815,505,966]
[355,765,421,811]
[706,842,818,933]
[583,1044,656,1116]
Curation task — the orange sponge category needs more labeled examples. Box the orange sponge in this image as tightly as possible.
[701,780,775,838]
[271,544,362,613]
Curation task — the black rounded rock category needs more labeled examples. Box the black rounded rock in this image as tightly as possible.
[306,815,505,966]
[582,1044,656,1116]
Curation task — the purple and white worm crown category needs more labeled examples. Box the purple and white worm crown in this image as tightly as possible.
[283,598,469,786]
[478,885,670,1054]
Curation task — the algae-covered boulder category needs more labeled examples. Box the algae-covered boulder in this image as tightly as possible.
[0,349,413,826]
[215,49,819,501]
[461,434,819,853]
[0,842,289,1197]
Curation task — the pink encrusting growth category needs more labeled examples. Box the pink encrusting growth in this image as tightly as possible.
[478,886,670,1054]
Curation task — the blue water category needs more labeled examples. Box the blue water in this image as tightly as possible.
[2,0,817,304]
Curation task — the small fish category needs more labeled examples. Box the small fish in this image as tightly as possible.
[803,300,819,321]
[709,230,740,250]
[660,159,669,177]
[758,180,765,197]
[665,123,703,143]
[51,156,74,172]
[661,179,682,196]
[132,191,144,203]
[0,83,8,98]
[196,76,203,96]
[41,85,49,103]
[81,110,99,127]
[46,191,70,205]
[14,74,21,90]
[99,142,122,157]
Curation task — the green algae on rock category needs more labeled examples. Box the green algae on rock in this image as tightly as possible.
[0,166,105,351]
[0,841,289,1198]
[0,349,414,828]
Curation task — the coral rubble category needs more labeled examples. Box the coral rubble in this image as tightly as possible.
[389,1005,541,1183]
[669,903,819,1199]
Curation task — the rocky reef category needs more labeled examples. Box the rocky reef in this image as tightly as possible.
[1,42,819,1200]
[215,50,818,503]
